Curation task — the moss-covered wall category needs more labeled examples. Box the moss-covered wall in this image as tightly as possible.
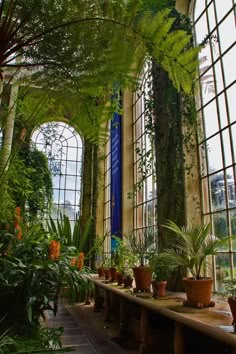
[152,61,186,290]
[80,139,98,267]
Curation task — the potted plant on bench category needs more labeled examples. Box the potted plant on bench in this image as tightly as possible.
[162,220,232,308]
[126,229,157,292]
[150,253,177,297]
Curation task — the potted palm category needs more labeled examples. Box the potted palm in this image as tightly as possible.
[162,220,232,308]
[126,230,157,292]
[150,253,177,297]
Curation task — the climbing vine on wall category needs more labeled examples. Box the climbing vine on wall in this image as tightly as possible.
[127,59,156,206]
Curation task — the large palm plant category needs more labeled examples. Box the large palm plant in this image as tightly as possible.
[162,220,231,280]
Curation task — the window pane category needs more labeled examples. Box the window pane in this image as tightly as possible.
[215,253,230,290]
[215,0,234,24]
[66,176,76,190]
[222,46,236,87]
[206,134,223,172]
[213,211,229,239]
[203,100,219,138]
[218,12,235,54]
[218,93,228,129]
[210,172,226,211]
[227,83,236,124]
[195,15,208,44]
[227,168,236,208]
[231,123,236,163]
[222,129,232,167]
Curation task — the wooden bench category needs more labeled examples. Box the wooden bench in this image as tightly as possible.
[91,275,236,354]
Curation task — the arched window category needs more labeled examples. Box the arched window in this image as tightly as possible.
[193,0,236,287]
[132,62,157,236]
[32,122,83,226]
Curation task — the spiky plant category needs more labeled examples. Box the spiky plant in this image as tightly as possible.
[162,220,232,279]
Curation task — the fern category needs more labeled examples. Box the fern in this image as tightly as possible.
[0,0,200,143]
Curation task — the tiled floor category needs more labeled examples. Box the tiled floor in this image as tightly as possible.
[47,304,97,353]
[47,301,139,354]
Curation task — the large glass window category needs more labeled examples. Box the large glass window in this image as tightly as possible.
[193,0,236,288]
[32,122,83,226]
[132,62,157,237]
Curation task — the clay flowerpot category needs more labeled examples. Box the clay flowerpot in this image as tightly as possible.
[97,267,104,277]
[104,268,110,280]
[152,280,167,298]
[183,277,215,308]
[132,266,152,292]
[109,267,117,282]
[116,271,124,285]
[123,276,133,288]
[228,297,236,325]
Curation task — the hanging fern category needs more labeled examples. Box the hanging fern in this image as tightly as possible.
[0,0,200,143]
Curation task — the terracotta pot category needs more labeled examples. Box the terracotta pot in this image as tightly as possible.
[183,277,215,308]
[116,271,124,285]
[104,268,110,280]
[228,297,236,324]
[132,266,152,292]
[97,267,104,277]
[123,276,133,288]
[152,280,167,297]
[109,267,117,282]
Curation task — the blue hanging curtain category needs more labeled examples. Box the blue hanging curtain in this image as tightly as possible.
[110,111,122,250]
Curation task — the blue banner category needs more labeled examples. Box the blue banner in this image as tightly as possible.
[110,112,122,250]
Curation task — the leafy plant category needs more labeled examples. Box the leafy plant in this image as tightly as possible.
[0,326,16,353]
[150,253,177,281]
[125,229,157,266]
[17,146,53,222]
[0,222,91,330]
[111,235,137,272]
[219,278,236,300]
[47,214,105,261]
[162,220,232,280]
[0,151,34,225]
[0,0,200,146]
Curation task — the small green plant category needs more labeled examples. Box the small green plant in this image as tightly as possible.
[111,235,137,272]
[221,278,236,300]
[125,229,157,266]
[102,255,112,269]
[150,253,177,281]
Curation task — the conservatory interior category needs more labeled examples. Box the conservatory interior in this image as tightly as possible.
[0,0,235,353]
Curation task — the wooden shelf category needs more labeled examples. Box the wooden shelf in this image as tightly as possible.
[91,275,236,354]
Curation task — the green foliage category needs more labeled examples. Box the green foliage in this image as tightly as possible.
[138,8,200,94]
[222,278,236,299]
[125,229,158,266]
[0,326,16,354]
[18,146,53,221]
[111,235,137,272]
[47,213,105,260]
[150,253,177,281]
[0,222,91,330]
[162,220,233,279]
[0,151,34,224]
[0,0,200,143]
